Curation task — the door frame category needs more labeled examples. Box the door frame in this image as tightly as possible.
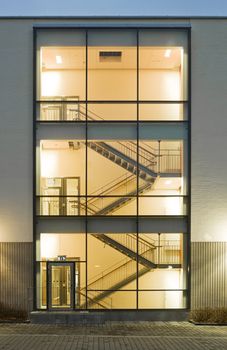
[47,261,75,310]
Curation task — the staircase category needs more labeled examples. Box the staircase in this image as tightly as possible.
[87,181,153,215]
[41,101,182,309]
[82,235,181,308]
[87,141,157,182]
[78,233,156,308]
[86,260,150,307]
[92,233,156,269]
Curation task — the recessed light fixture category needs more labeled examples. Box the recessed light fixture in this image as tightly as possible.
[164,49,171,58]
[56,55,62,64]
[165,180,172,185]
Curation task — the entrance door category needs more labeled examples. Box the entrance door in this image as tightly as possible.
[48,262,74,310]
[41,177,80,216]
[64,178,80,215]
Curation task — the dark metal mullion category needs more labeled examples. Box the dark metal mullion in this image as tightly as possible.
[85,29,88,310]
[37,99,187,103]
[72,262,76,310]
[87,289,187,292]
[33,28,37,311]
[136,29,139,310]
[187,28,191,311]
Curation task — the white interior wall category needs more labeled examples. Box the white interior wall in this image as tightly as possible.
[41,68,182,120]
[40,145,130,194]
[41,70,85,99]
[40,233,86,260]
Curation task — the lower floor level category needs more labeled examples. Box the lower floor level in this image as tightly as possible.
[0,241,227,320]
[36,232,187,311]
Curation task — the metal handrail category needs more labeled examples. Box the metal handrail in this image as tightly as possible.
[84,238,181,293]
[39,99,181,174]
[78,289,112,309]
[88,173,135,198]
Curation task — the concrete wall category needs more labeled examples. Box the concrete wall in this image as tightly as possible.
[0,21,33,243]
[191,20,227,242]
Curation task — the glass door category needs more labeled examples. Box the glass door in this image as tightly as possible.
[41,177,80,216]
[64,178,80,215]
[48,262,74,309]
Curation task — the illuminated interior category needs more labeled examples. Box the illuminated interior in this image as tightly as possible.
[36,232,186,309]
[35,29,189,310]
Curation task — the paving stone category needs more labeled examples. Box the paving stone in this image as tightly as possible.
[0,322,227,349]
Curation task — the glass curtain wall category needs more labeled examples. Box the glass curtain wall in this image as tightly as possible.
[35,28,189,310]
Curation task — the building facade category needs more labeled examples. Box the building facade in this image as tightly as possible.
[0,17,227,321]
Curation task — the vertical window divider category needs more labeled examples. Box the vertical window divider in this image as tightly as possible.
[33,27,37,310]
[136,28,139,310]
[85,29,88,310]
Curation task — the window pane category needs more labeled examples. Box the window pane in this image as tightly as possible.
[138,233,187,290]
[139,102,188,121]
[87,197,137,216]
[36,262,47,309]
[88,30,137,100]
[37,30,86,101]
[138,291,187,309]
[87,103,137,121]
[87,140,137,203]
[87,291,136,309]
[87,233,137,292]
[39,140,86,196]
[139,30,188,101]
[138,140,187,195]
[138,196,187,215]
[40,233,86,261]
[37,101,86,121]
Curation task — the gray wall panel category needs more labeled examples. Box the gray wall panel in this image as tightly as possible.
[191,242,227,309]
[0,242,33,313]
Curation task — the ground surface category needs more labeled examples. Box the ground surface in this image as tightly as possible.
[0,321,227,349]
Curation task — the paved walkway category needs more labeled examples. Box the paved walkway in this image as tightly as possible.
[0,322,227,349]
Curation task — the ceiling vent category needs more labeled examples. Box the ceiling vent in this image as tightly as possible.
[99,51,122,62]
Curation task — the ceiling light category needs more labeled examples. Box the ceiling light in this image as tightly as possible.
[168,265,173,269]
[164,49,171,58]
[56,55,62,64]
[165,180,172,185]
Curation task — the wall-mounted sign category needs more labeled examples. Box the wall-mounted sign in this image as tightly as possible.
[57,255,66,261]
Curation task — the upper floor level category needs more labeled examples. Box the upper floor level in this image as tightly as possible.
[35,27,189,122]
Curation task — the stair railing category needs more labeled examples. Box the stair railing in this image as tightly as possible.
[86,257,138,291]
[81,237,181,306]
[77,289,112,309]
[41,100,181,174]
[88,174,136,199]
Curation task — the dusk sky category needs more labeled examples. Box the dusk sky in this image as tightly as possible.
[1,0,227,16]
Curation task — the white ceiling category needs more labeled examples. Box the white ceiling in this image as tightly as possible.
[42,46,182,70]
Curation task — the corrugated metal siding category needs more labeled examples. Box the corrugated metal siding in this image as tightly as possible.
[191,242,227,309]
[0,242,33,312]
